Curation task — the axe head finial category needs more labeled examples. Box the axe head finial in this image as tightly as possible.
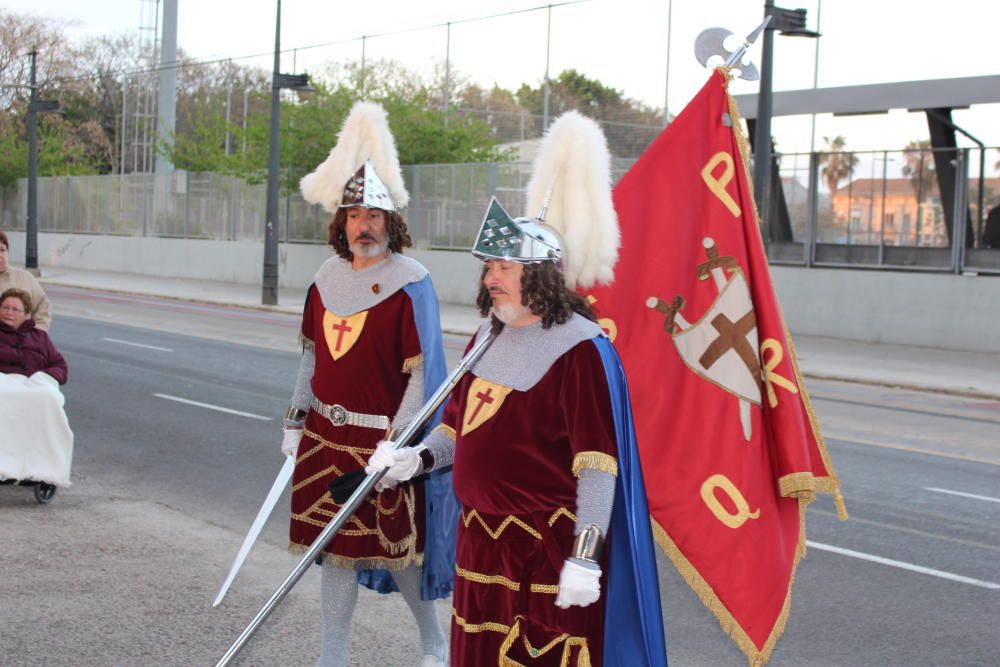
[694,26,761,81]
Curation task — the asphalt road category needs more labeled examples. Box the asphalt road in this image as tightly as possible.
[2,287,998,666]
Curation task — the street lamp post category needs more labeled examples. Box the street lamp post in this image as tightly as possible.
[26,49,60,275]
[262,0,310,305]
[753,2,819,243]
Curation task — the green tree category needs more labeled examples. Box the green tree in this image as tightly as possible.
[516,69,663,157]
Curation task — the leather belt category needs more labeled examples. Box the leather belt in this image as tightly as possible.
[311,398,390,430]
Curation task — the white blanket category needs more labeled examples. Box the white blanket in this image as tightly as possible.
[0,372,74,486]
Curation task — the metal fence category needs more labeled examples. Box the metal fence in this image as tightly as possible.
[766,146,1000,274]
[0,158,637,250]
[2,147,998,274]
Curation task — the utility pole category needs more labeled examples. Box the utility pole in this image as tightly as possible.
[262,0,311,305]
[25,49,59,275]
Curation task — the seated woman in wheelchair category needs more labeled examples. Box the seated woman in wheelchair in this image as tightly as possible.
[0,287,72,494]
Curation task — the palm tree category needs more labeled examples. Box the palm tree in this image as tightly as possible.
[901,140,936,201]
[818,135,858,201]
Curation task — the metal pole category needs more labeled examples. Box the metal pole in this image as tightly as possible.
[242,88,250,154]
[26,49,38,272]
[662,0,672,126]
[542,4,552,132]
[808,0,822,153]
[262,0,282,305]
[120,79,128,175]
[878,152,888,264]
[753,0,775,242]
[443,22,451,123]
[214,330,499,667]
[224,60,233,156]
[360,36,366,96]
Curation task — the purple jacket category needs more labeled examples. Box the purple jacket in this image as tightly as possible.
[0,319,68,384]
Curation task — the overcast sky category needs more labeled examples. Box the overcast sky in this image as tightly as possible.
[6,0,1000,172]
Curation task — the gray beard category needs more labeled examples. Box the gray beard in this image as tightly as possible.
[492,302,533,325]
[349,240,389,258]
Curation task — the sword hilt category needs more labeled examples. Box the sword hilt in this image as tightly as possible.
[329,469,367,504]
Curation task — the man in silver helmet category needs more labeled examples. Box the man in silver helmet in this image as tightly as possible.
[283,102,454,667]
[367,112,667,667]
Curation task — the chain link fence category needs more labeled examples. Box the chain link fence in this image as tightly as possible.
[0,158,636,251]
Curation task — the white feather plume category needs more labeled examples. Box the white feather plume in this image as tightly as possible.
[525,111,619,289]
[299,101,409,212]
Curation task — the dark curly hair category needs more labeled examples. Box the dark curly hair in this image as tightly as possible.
[327,207,412,261]
[476,261,595,333]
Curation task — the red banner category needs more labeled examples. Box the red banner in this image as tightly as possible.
[585,70,847,665]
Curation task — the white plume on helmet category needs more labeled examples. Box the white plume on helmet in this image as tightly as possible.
[524,111,619,289]
[299,101,409,212]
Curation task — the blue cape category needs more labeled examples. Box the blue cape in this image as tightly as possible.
[356,275,458,601]
[593,336,669,666]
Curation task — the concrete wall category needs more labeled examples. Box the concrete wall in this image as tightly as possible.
[6,232,999,352]
[770,266,1000,352]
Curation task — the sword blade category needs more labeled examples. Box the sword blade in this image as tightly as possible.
[212,454,296,607]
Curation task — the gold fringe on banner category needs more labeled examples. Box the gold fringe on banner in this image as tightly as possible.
[647,71,850,667]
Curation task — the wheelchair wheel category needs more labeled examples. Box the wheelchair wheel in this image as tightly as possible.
[34,483,57,504]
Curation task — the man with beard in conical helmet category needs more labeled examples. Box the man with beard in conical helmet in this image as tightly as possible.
[366,112,667,667]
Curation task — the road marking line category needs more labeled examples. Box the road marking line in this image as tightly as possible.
[807,541,1000,590]
[826,432,1000,466]
[154,393,271,421]
[924,487,1000,504]
[102,337,173,352]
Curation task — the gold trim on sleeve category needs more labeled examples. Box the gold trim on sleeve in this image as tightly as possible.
[402,353,424,374]
[298,332,315,351]
[433,423,456,441]
[571,451,619,478]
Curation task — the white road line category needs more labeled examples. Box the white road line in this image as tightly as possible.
[154,393,271,421]
[102,337,173,352]
[924,487,1000,504]
[807,541,1000,590]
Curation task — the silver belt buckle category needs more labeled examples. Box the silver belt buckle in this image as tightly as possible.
[329,404,348,427]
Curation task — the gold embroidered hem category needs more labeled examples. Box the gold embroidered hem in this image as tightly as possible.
[455,566,559,594]
[288,542,424,571]
[498,617,592,667]
[571,451,618,478]
[461,507,576,541]
[402,353,424,374]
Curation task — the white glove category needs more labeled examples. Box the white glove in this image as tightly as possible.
[281,428,303,458]
[554,559,602,609]
[365,440,421,492]
[29,371,59,390]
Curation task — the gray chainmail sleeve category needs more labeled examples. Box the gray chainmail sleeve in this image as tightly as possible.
[420,427,456,471]
[391,361,425,428]
[285,347,315,426]
[569,468,616,570]
[574,468,615,536]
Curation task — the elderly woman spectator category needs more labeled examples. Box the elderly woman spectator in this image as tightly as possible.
[0,287,72,489]
[0,288,66,383]
[0,230,52,331]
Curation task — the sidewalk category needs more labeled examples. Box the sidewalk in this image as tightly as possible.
[40,266,1000,399]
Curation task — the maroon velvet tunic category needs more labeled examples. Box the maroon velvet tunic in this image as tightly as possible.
[443,336,618,666]
[290,285,425,569]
